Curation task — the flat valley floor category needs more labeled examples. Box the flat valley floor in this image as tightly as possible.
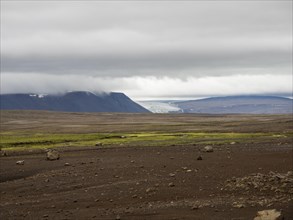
[0,111,292,219]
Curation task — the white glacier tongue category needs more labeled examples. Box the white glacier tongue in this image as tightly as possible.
[137,101,181,113]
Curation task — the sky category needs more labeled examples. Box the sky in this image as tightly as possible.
[1,1,292,100]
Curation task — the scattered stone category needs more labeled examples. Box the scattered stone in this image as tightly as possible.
[203,146,213,153]
[169,173,176,177]
[191,205,199,210]
[186,169,192,173]
[224,171,293,194]
[232,202,245,208]
[16,160,24,165]
[146,188,156,193]
[254,209,281,220]
[95,142,103,146]
[46,150,60,161]
[132,194,138,198]
[224,171,293,208]
[197,155,203,160]
[230,142,236,145]
[1,151,8,157]
[168,182,175,187]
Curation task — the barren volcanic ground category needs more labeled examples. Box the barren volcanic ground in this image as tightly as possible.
[0,111,292,220]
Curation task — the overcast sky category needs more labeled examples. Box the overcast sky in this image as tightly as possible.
[1,1,292,100]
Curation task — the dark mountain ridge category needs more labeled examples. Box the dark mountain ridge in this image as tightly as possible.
[0,91,150,113]
[174,95,293,114]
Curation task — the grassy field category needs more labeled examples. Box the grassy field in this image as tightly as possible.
[1,110,292,151]
[1,131,291,151]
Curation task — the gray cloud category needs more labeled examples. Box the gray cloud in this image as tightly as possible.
[1,73,291,100]
[1,1,292,98]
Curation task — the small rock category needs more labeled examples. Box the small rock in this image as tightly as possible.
[168,182,175,187]
[95,142,103,146]
[186,169,192,173]
[146,187,156,193]
[197,155,203,160]
[1,151,8,156]
[230,142,236,145]
[254,209,281,220]
[64,163,70,166]
[116,215,121,220]
[191,205,199,210]
[169,173,176,177]
[16,160,24,165]
[232,202,245,208]
[46,150,60,161]
[203,146,213,153]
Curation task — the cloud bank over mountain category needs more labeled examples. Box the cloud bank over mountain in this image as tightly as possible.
[1,1,292,99]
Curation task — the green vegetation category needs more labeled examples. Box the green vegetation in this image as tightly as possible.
[1,131,292,151]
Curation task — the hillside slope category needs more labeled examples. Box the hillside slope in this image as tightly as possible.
[175,96,293,114]
[0,91,150,113]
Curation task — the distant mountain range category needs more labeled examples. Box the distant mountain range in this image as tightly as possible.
[1,93,292,114]
[174,96,293,114]
[0,91,150,113]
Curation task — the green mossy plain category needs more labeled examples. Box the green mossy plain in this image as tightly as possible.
[0,131,291,151]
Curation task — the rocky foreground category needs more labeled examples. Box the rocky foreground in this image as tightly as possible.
[0,142,292,220]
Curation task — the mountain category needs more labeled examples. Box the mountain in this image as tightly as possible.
[174,96,293,114]
[0,91,150,113]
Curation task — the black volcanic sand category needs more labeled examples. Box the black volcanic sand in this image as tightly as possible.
[0,111,292,220]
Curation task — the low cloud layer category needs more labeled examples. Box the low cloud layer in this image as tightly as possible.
[1,74,291,100]
[1,1,292,99]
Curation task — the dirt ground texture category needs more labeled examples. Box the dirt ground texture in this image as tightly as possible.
[0,111,292,220]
